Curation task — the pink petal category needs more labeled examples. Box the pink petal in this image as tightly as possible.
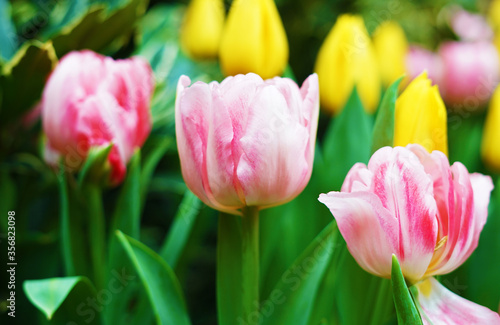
[237,84,310,206]
[318,191,398,278]
[367,146,438,282]
[416,277,500,324]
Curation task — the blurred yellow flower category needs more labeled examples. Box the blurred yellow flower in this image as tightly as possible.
[373,21,408,88]
[489,0,500,32]
[219,0,288,79]
[394,72,448,155]
[482,85,500,172]
[180,0,225,59]
[314,14,380,115]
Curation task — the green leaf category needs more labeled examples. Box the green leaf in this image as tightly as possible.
[261,222,338,325]
[23,276,99,324]
[371,77,403,153]
[322,87,373,191]
[0,0,17,61]
[391,255,423,325]
[0,41,57,125]
[159,190,201,268]
[140,136,172,203]
[466,178,500,310]
[217,213,244,325]
[116,231,191,325]
[50,0,148,58]
[78,144,113,187]
[447,112,485,172]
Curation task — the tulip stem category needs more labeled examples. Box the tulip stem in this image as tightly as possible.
[86,184,106,291]
[241,206,260,324]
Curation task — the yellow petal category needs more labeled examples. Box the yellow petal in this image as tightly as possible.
[373,21,409,88]
[314,14,381,115]
[482,85,500,172]
[219,0,288,79]
[181,0,225,59]
[394,72,448,155]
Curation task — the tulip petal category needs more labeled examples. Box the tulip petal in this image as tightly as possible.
[415,277,500,325]
[237,84,309,207]
[318,191,398,277]
[367,146,438,281]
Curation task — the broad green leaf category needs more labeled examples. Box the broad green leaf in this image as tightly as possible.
[465,178,500,310]
[371,77,403,153]
[391,255,423,325]
[447,112,485,172]
[0,41,57,125]
[116,231,191,325]
[159,190,201,268]
[334,243,394,325]
[50,0,148,58]
[217,213,244,325]
[322,88,373,191]
[23,276,99,324]
[78,144,113,187]
[261,222,337,325]
[0,0,17,61]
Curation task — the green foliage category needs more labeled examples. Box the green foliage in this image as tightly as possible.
[391,255,423,325]
[116,231,192,325]
[372,77,403,153]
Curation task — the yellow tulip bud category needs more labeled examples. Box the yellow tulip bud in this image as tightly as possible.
[314,14,380,115]
[394,72,448,155]
[180,0,225,59]
[373,21,409,88]
[482,85,500,172]
[219,0,288,79]
[489,0,500,32]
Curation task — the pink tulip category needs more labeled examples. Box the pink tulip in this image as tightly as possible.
[175,73,319,214]
[405,45,443,86]
[42,50,154,184]
[319,144,499,323]
[450,8,493,42]
[439,41,499,109]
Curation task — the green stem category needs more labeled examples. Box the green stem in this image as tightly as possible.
[86,184,106,290]
[58,170,75,276]
[241,206,260,324]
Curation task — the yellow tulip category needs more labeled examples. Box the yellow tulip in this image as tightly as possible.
[219,0,288,79]
[373,21,409,88]
[394,72,448,155]
[314,14,380,115]
[180,0,225,59]
[482,85,500,172]
[489,0,500,32]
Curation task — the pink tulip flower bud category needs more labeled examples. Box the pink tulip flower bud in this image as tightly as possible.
[42,50,154,185]
[175,73,319,214]
[450,7,494,42]
[439,41,499,110]
[405,45,443,86]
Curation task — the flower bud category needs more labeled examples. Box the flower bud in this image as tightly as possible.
[42,51,154,185]
[219,0,288,79]
[482,85,500,172]
[439,41,499,110]
[175,73,319,214]
[373,21,408,87]
[314,14,380,115]
[394,72,448,155]
[405,45,443,86]
[180,0,225,59]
